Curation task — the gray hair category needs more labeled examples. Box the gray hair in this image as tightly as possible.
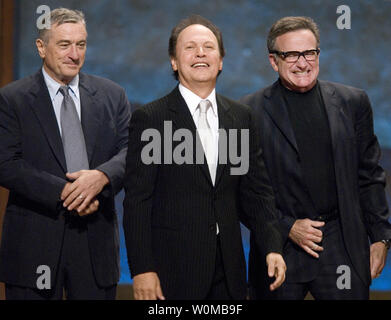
[38,8,86,43]
[267,16,320,52]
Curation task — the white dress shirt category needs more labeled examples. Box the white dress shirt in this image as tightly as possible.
[178,84,219,172]
[178,84,220,234]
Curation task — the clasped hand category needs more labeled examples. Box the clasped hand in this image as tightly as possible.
[61,169,109,216]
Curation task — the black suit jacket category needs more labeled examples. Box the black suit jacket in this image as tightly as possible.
[241,80,391,288]
[0,70,131,288]
[123,86,283,300]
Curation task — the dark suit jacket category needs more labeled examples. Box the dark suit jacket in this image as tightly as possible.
[241,80,391,288]
[123,86,283,300]
[0,70,131,288]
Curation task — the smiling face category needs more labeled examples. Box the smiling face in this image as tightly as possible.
[36,22,87,85]
[170,24,223,95]
[269,29,319,93]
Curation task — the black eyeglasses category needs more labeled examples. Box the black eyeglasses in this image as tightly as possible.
[269,48,320,63]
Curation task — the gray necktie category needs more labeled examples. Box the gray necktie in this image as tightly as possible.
[59,86,89,172]
[197,99,216,184]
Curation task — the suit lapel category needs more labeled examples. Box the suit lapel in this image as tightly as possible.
[263,81,299,154]
[29,71,67,172]
[168,87,213,186]
[319,81,353,156]
[79,73,102,166]
[214,94,233,188]
[320,81,339,157]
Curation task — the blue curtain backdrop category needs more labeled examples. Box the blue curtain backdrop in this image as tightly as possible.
[13,0,391,290]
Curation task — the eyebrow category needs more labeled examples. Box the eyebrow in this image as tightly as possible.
[184,40,216,45]
[56,39,87,44]
[56,40,72,44]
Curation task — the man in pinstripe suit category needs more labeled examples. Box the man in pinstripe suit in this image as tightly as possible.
[123,15,286,300]
[241,16,391,299]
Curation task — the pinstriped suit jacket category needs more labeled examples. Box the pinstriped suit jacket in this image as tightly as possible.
[241,80,391,289]
[123,86,283,300]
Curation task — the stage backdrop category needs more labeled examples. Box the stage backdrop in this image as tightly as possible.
[12,0,391,290]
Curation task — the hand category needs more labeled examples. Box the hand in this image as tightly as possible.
[370,241,388,279]
[289,218,325,258]
[133,272,165,300]
[78,197,99,216]
[61,170,109,213]
[266,253,286,291]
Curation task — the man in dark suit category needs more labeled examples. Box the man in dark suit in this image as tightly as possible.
[123,15,286,300]
[241,16,391,299]
[0,8,130,299]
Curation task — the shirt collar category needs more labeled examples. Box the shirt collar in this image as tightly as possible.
[42,67,80,99]
[178,83,218,117]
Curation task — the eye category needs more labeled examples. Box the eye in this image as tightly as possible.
[305,51,316,57]
[204,42,215,49]
[285,52,299,58]
[58,42,70,49]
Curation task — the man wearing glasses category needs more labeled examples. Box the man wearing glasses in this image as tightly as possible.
[241,16,391,299]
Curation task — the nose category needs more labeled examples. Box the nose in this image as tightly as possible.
[296,55,308,68]
[68,44,79,60]
[196,46,206,57]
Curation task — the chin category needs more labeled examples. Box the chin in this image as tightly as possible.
[64,70,80,78]
[195,72,219,81]
[191,76,212,83]
[292,79,316,90]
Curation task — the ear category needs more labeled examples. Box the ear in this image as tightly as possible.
[170,56,178,72]
[218,57,223,71]
[268,54,279,72]
[36,39,46,59]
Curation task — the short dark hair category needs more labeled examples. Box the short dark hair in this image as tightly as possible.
[168,14,225,80]
[267,16,320,52]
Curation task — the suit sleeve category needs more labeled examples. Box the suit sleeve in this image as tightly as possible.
[356,91,391,242]
[272,211,295,245]
[239,108,283,256]
[95,88,131,197]
[122,108,158,277]
[0,90,66,213]
[240,94,293,245]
